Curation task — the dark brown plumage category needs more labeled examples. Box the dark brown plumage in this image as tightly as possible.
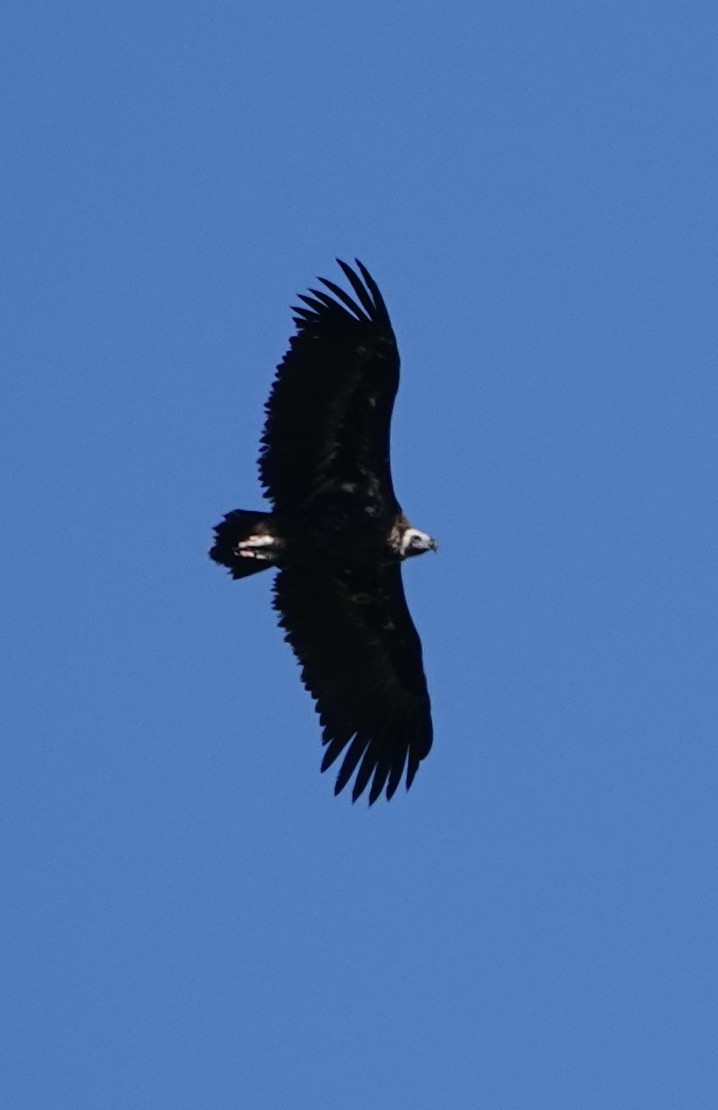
[210,260,436,803]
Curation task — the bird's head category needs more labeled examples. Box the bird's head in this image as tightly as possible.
[400,528,439,559]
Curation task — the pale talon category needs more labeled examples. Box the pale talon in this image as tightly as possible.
[237,534,274,549]
[235,533,277,561]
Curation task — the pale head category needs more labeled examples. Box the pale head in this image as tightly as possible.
[399,527,438,559]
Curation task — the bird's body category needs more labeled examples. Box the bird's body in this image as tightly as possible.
[210,260,436,803]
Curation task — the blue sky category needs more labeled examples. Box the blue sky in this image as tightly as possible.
[3,2,717,1107]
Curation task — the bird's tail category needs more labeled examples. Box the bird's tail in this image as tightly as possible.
[209,509,280,579]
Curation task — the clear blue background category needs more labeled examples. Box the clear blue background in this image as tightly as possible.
[4,3,717,1107]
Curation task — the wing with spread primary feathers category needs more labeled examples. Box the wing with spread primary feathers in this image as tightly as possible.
[259,260,401,515]
[273,561,433,803]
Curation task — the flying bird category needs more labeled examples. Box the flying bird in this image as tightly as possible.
[210,260,437,804]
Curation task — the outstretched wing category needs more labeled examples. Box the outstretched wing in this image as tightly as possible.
[273,562,433,804]
[259,260,401,515]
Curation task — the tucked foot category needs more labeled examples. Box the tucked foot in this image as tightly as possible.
[234,535,277,561]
